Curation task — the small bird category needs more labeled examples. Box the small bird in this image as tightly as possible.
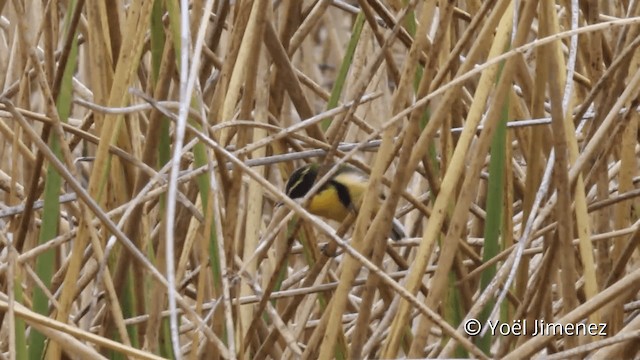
[284,162,406,240]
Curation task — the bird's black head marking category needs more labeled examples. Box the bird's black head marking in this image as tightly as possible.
[285,164,319,199]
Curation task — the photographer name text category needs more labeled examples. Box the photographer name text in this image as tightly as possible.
[463,319,608,337]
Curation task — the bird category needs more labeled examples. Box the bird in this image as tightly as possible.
[284,162,406,240]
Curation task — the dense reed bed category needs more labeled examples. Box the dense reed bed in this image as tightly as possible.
[0,0,639,359]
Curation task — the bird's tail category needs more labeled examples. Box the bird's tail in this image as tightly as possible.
[390,218,406,241]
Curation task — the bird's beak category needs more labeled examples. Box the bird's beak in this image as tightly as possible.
[275,198,305,209]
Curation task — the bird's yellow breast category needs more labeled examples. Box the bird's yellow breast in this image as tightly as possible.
[306,171,369,221]
[307,186,351,221]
